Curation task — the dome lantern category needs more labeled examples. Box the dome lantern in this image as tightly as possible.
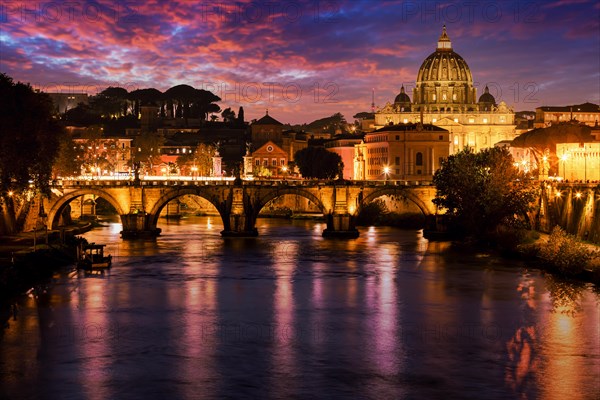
[437,25,452,51]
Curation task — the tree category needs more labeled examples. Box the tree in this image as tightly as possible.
[432,147,537,236]
[221,107,236,123]
[78,126,119,175]
[237,106,245,124]
[177,143,216,176]
[294,146,343,179]
[0,73,64,233]
[53,135,84,178]
[133,131,165,173]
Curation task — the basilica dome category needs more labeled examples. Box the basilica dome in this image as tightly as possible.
[394,85,411,105]
[413,26,477,110]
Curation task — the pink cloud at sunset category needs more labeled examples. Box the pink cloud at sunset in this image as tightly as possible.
[1,0,598,123]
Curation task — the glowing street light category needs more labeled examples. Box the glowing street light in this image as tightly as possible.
[383,166,390,181]
[575,192,582,199]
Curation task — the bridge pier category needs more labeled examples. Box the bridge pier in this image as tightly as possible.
[323,213,359,238]
[120,213,161,239]
[220,213,258,237]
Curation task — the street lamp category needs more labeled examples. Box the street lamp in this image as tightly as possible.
[191,166,198,180]
[281,165,288,179]
[383,166,390,181]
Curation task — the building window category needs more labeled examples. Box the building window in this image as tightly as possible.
[280,159,285,166]
[432,94,437,101]
[403,119,408,123]
[468,118,475,123]
[395,135,399,140]
[454,137,459,145]
[439,135,443,140]
[255,159,260,166]
[272,159,277,166]
[416,152,423,166]
[395,156,400,165]
[432,118,437,123]
[452,93,457,101]
[454,118,459,123]
[263,159,268,166]
[483,118,488,123]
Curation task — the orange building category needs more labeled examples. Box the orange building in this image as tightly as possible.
[251,141,288,177]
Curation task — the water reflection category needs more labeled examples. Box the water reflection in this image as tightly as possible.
[0,217,598,399]
[505,275,539,398]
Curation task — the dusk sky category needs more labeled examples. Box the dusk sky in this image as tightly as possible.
[1,0,599,124]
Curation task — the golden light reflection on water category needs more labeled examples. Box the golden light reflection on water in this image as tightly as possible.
[367,243,402,379]
[270,240,298,396]
[506,274,600,400]
[180,262,217,397]
[536,279,598,400]
[75,276,112,400]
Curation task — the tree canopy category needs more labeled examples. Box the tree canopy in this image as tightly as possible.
[294,146,343,179]
[432,147,537,236]
[0,73,63,196]
[0,73,64,233]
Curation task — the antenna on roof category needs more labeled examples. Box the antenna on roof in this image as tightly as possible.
[371,88,375,113]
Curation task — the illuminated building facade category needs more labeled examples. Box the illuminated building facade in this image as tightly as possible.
[375,26,517,153]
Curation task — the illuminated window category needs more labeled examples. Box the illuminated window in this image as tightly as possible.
[500,116,506,122]
[403,119,408,123]
[454,118,459,123]
[432,118,437,123]
[454,137,459,145]
[468,118,475,123]
[452,93,457,101]
[483,118,488,123]
[432,94,437,101]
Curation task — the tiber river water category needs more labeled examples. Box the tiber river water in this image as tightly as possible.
[1,216,599,400]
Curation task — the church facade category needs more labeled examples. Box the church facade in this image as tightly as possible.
[375,26,517,154]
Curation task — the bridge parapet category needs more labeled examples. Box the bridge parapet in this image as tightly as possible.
[46,179,438,239]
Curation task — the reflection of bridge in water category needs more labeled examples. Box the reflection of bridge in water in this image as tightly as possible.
[46,179,437,238]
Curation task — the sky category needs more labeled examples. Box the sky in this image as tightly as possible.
[1,0,599,124]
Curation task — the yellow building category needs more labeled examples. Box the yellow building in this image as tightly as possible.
[535,103,599,128]
[375,26,516,153]
[354,123,449,181]
[556,126,600,181]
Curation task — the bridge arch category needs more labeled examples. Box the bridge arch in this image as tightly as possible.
[147,188,227,230]
[253,187,327,219]
[359,187,434,216]
[48,189,126,229]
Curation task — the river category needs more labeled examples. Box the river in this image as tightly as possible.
[1,216,599,400]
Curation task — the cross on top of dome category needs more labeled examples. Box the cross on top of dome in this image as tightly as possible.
[437,25,452,51]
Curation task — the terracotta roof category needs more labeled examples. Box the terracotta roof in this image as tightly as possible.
[252,113,283,126]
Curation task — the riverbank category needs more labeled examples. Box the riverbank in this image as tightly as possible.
[0,222,93,301]
[440,227,600,286]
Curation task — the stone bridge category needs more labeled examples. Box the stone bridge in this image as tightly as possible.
[45,179,437,239]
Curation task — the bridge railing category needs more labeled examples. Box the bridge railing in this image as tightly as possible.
[51,178,435,188]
